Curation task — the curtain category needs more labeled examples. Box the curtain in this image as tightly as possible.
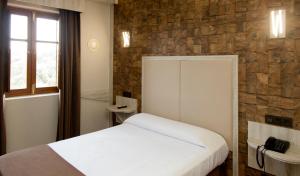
[57,9,81,141]
[0,0,9,155]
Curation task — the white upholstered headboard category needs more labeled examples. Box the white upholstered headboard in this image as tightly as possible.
[142,55,238,176]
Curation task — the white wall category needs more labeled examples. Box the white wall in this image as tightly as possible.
[4,0,113,152]
[80,0,112,134]
[4,94,59,153]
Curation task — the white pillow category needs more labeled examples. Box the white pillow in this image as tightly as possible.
[125,113,223,148]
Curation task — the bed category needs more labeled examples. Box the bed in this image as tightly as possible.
[0,55,238,176]
[0,113,228,176]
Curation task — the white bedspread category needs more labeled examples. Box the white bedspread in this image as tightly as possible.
[49,123,228,176]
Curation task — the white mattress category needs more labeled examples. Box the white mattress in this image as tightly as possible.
[49,123,228,176]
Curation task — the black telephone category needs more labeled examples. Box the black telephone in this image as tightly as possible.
[256,137,290,170]
[264,137,290,153]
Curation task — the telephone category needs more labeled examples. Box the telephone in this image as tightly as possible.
[256,137,290,170]
[264,137,290,153]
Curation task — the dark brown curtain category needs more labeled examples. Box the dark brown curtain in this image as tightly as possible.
[57,9,81,140]
[0,0,9,155]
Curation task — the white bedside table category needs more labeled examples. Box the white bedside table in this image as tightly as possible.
[247,121,300,176]
[106,96,137,126]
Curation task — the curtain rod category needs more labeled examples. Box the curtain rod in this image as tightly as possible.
[8,2,59,14]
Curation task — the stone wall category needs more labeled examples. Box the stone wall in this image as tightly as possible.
[113,0,300,175]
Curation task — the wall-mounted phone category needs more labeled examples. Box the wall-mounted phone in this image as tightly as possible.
[256,137,290,170]
[264,137,290,153]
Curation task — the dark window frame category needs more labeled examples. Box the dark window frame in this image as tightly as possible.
[6,7,59,97]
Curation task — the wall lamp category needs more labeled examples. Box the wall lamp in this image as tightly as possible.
[122,31,130,48]
[270,9,286,38]
[88,39,99,52]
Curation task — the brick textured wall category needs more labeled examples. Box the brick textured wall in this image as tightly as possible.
[113,0,300,175]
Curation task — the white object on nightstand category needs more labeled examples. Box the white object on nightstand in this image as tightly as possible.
[106,96,137,125]
[247,121,300,176]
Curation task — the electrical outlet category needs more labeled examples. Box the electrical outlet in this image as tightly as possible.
[122,91,132,98]
[265,115,293,128]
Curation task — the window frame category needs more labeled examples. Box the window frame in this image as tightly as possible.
[6,7,60,97]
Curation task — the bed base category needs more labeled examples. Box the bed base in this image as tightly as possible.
[208,153,232,176]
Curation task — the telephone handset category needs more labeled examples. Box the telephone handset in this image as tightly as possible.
[256,137,290,171]
[264,137,290,153]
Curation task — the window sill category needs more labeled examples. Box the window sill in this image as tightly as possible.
[5,93,59,101]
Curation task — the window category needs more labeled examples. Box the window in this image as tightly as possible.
[7,8,59,97]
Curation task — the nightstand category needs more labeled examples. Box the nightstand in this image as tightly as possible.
[106,96,137,126]
[247,121,300,176]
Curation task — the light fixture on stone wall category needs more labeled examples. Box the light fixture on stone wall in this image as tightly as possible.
[270,9,286,38]
[122,31,130,48]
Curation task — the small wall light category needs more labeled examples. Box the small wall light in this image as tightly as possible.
[270,9,286,38]
[122,31,130,48]
[88,39,99,52]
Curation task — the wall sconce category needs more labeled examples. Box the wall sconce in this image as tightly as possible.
[122,31,130,48]
[270,9,286,38]
[88,39,99,52]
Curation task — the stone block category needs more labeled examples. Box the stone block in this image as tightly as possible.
[256,73,268,95]
[236,1,247,12]
[267,39,285,50]
[246,63,258,73]
[234,33,248,50]
[236,22,246,32]
[268,107,282,116]
[268,85,282,96]
[256,54,268,73]
[281,74,295,98]
[200,23,216,35]
[268,50,282,63]
[295,107,300,129]
[296,2,300,16]
[245,104,257,120]
[246,72,257,93]
[239,63,246,82]
[225,23,237,33]
[296,74,300,87]
[296,40,300,56]
[257,95,269,106]
[209,4,219,16]
[192,45,202,54]
[267,0,283,7]
[256,105,268,123]
[284,39,295,52]
[240,92,257,104]
[268,96,298,110]
[293,87,300,98]
[239,82,247,92]
[282,63,299,75]
[283,52,297,63]
[287,28,300,38]
[269,64,281,85]
[281,109,295,119]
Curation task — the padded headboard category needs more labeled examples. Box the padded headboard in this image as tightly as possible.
[142,56,238,175]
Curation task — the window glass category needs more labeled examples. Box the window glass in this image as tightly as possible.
[10,41,27,90]
[10,14,28,40]
[10,13,28,90]
[36,42,58,88]
[36,18,59,42]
